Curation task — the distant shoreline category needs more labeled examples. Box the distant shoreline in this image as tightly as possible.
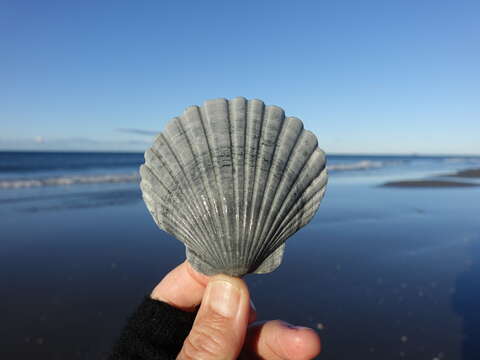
[381,168,480,188]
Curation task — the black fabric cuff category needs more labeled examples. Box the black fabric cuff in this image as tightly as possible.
[109,297,197,360]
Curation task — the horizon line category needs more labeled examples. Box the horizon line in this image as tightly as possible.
[0,149,479,157]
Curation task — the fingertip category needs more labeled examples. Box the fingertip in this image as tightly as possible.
[207,274,250,306]
[209,273,248,292]
[277,322,322,360]
[150,261,209,311]
[244,320,321,360]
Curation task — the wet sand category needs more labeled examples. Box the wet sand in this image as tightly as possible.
[1,173,480,359]
[382,180,478,188]
[447,168,480,178]
[382,167,480,188]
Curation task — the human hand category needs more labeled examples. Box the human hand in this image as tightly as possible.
[151,261,321,360]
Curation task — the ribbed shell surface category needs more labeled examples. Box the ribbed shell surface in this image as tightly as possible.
[140,97,328,276]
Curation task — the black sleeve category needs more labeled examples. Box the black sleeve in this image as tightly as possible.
[109,297,197,360]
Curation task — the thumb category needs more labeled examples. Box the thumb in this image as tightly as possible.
[177,274,250,360]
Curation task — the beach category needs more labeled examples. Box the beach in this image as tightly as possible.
[3,0,479,358]
[1,152,480,359]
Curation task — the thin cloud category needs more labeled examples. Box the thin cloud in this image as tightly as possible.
[116,128,159,136]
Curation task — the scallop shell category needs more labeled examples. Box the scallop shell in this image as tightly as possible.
[140,97,328,276]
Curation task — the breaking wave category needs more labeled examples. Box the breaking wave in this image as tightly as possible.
[1,160,401,189]
[327,160,387,171]
[0,173,140,189]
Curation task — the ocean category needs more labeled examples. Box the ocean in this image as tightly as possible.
[1,151,480,359]
[2,151,480,189]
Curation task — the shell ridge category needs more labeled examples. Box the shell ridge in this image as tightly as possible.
[252,126,308,266]
[268,170,327,252]
[147,146,209,240]
[272,160,327,239]
[239,98,250,261]
[258,133,319,258]
[157,129,215,248]
[253,243,286,274]
[228,99,238,267]
[272,185,327,247]
[186,247,221,275]
[140,165,178,229]
[263,149,322,251]
[253,119,304,248]
[246,106,285,268]
[223,99,236,266]
[269,188,327,252]
[160,126,223,263]
[250,113,297,263]
[240,99,254,262]
[141,165,209,255]
[262,146,324,250]
[242,100,266,266]
[175,114,224,261]
[226,99,236,269]
[141,182,170,231]
[228,97,247,271]
[181,106,229,257]
[199,104,229,270]
[141,180,202,249]
[264,131,319,238]
[176,110,225,267]
[143,192,198,249]
[245,104,269,265]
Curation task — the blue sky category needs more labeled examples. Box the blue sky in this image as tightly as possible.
[1,0,479,154]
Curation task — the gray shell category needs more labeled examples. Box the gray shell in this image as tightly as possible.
[140,97,328,276]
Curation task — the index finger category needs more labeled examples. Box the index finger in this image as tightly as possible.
[151,261,210,311]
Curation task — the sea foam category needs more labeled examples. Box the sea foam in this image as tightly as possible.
[327,160,385,171]
[0,173,140,189]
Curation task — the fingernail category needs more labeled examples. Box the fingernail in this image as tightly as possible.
[281,321,300,330]
[206,280,240,318]
[250,299,256,312]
